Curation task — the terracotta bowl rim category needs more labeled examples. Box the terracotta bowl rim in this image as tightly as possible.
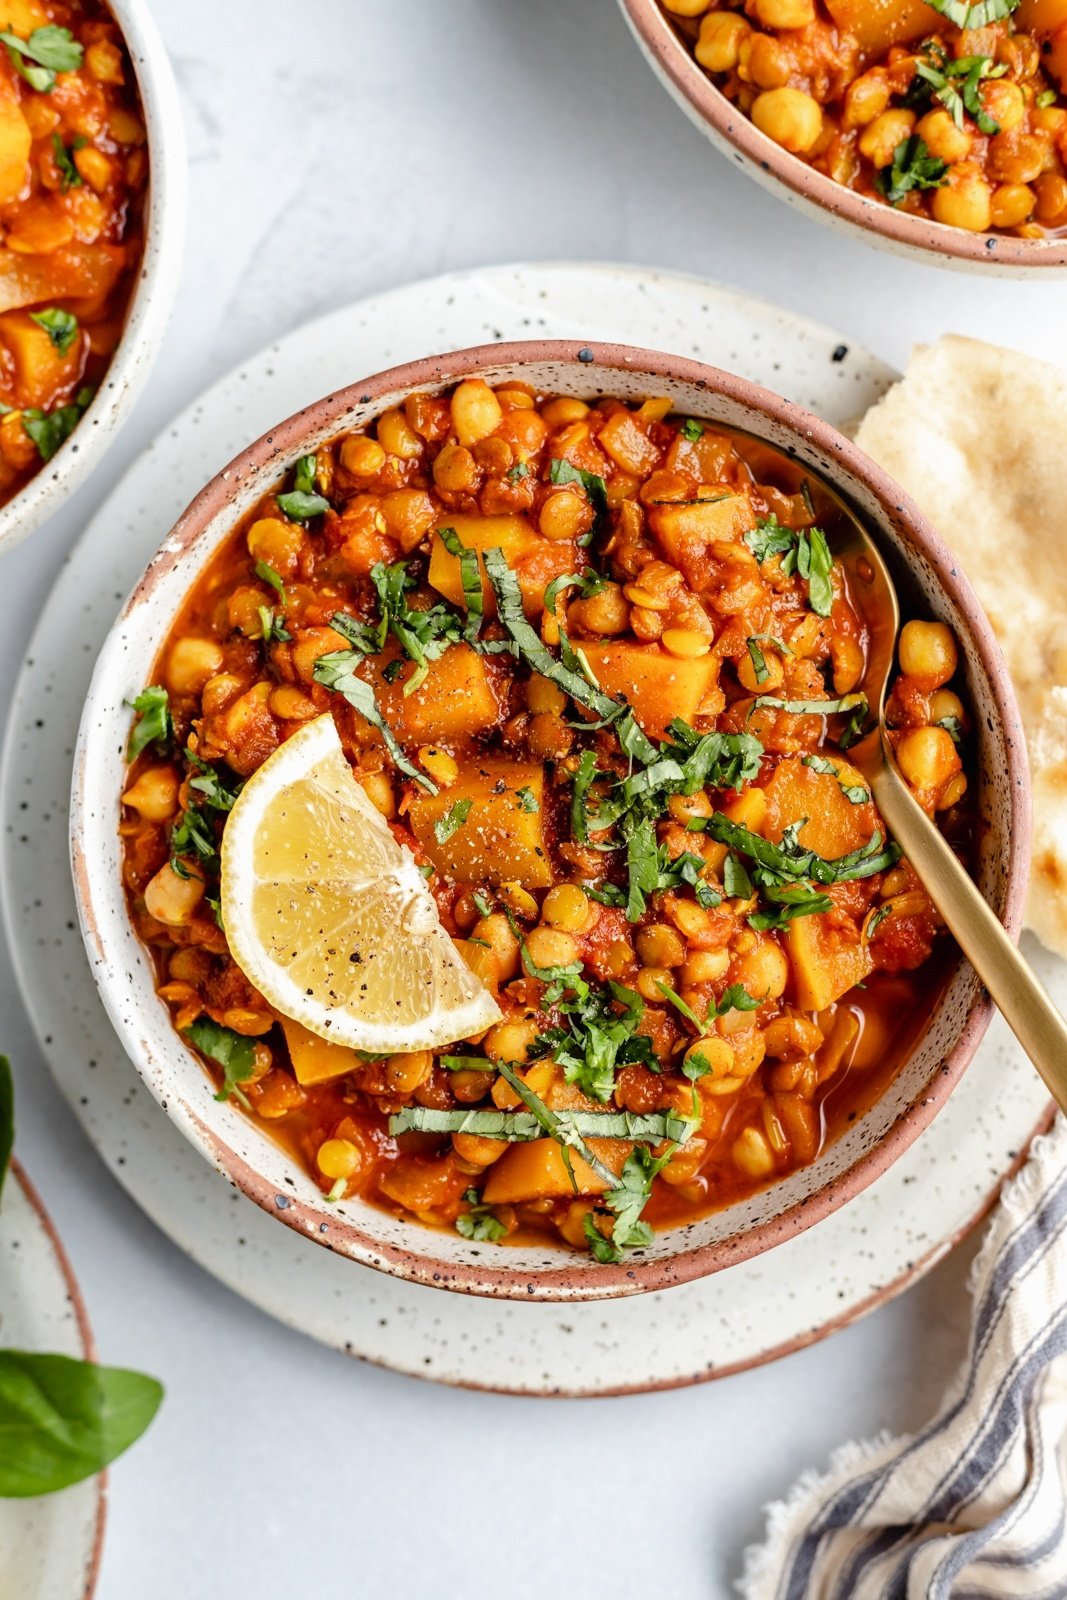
[619,0,1067,272]
[73,336,1032,1300]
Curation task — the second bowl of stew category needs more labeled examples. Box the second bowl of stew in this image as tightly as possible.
[72,340,1030,1300]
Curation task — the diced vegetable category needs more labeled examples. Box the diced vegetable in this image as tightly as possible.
[409,758,552,887]
[648,492,754,570]
[1019,0,1067,85]
[0,310,82,408]
[822,0,933,58]
[365,640,501,743]
[280,1016,363,1087]
[428,514,542,612]
[481,1136,629,1204]
[763,756,872,862]
[0,243,126,316]
[786,913,873,1011]
[578,640,719,737]
[0,85,30,208]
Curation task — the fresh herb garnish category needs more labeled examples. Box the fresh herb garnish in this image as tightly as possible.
[506,460,529,482]
[802,752,870,804]
[516,785,539,813]
[185,752,242,812]
[254,560,286,599]
[30,307,78,355]
[51,131,85,191]
[22,385,93,461]
[753,691,867,732]
[680,418,704,441]
[743,516,835,617]
[277,453,329,521]
[655,980,761,1031]
[866,902,893,940]
[390,1099,694,1145]
[875,136,949,206]
[455,1189,507,1242]
[723,852,754,900]
[434,798,472,844]
[923,0,1019,26]
[330,559,467,696]
[471,890,494,919]
[184,1018,258,1109]
[313,644,437,793]
[0,24,82,92]
[699,813,900,887]
[908,41,1008,133]
[936,714,964,744]
[126,685,174,762]
[258,606,291,643]
[438,526,484,642]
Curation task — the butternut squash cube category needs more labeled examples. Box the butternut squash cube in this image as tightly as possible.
[408,758,553,887]
[786,914,873,1012]
[280,1016,363,1087]
[0,87,30,209]
[0,310,83,409]
[763,756,874,862]
[823,0,932,58]
[362,642,501,743]
[1019,0,1067,85]
[579,640,719,738]
[649,491,754,570]
[428,514,542,612]
[482,1137,630,1203]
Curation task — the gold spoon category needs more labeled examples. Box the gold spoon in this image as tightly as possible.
[835,511,1067,1101]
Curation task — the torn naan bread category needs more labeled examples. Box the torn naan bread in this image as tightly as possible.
[855,334,1067,960]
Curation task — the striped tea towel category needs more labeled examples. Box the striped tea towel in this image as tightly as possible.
[740,1114,1067,1600]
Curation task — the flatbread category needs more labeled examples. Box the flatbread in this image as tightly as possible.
[855,334,1067,958]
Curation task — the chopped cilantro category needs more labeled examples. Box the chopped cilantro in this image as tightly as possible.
[434,798,472,844]
[30,307,79,355]
[506,460,530,482]
[516,785,539,813]
[51,132,85,191]
[455,1189,507,1242]
[126,685,173,762]
[680,418,704,441]
[22,385,93,461]
[184,1018,257,1109]
[875,137,949,206]
[0,24,82,92]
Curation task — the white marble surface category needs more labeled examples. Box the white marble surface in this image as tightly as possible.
[0,1,1060,1595]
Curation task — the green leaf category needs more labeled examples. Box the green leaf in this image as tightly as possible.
[746,638,770,685]
[313,646,437,792]
[515,785,539,813]
[22,386,93,462]
[802,753,870,805]
[506,460,529,482]
[433,798,471,844]
[254,559,286,600]
[748,882,834,931]
[0,1056,12,1204]
[126,685,174,762]
[30,307,78,355]
[723,852,754,900]
[276,480,329,522]
[391,1083,696,1150]
[744,516,835,616]
[184,1018,257,1109]
[438,526,484,642]
[185,752,242,812]
[0,25,82,92]
[701,812,900,887]
[50,131,85,192]
[680,418,704,441]
[744,514,796,564]
[923,0,1018,24]
[455,1189,507,1242]
[936,714,964,745]
[875,136,949,206]
[656,979,759,1030]
[0,1352,162,1497]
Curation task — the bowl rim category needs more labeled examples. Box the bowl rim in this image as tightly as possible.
[0,0,187,559]
[73,336,1032,1300]
[619,0,1067,273]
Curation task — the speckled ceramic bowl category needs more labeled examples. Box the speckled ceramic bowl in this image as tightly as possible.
[71,339,1030,1302]
[619,0,1067,276]
[0,0,186,559]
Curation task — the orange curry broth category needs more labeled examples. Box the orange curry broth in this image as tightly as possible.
[120,381,974,1257]
[660,0,1067,237]
[0,0,148,505]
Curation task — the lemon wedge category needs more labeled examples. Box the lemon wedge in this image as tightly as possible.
[219,714,502,1052]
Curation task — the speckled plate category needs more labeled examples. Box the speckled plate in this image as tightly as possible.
[0,1163,104,1599]
[0,262,1055,1392]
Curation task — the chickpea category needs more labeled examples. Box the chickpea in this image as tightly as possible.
[859,108,917,170]
[317,1138,361,1182]
[540,488,594,543]
[685,1035,734,1080]
[144,863,204,926]
[527,675,567,716]
[831,635,865,695]
[376,407,422,460]
[247,516,304,577]
[842,71,890,132]
[932,166,993,233]
[418,745,459,788]
[636,966,672,1004]
[751,90,822,156]
[340,436,386,477]
[732,1125,776,1179]
[433,443,479,493]
[527,712,574,760]
[472,914,520,981]
[636,922,687,969]
[915,109,971,166]
[384,1051,434,1094]
[695,11,750,73]
[122,766,180,822]
[359,771,396,818]
[1035,172,1067,223]
[452,1132,506,1168]
[485,1015,542,1065]
[896,725,960,793]
[542,884,592,933]
[451,379,503,447]
[928,688,965,729]
[751,0,814,25]
[570,582,630,636]
[166,636,224,696]
[525,926,579,971]
[268,685,318,722]
[981,80,1026,135]
[602,939,635,979]
[381,488,437,553]
[541,398,589,428]
[735,938,789,999]
[682,949,731,986]
[744,34,793,90]
[991,183,1035,229]
[898,619,958,685]
[662,0,712,13]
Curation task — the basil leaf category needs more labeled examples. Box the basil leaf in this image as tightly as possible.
[923,0,1018,25]
[723,852,754,900]
[0,1056,12,1204]
[184,1018,257,1109]
[797,527,834,617]
[22,385,93,461]
[548,457,609,533]
[680,418,704,441]
[126,685,174,762]
[276,488,329,522]
[0,1352,162,1498]
[30,307,78,355]
[391,1095,695,1148]
[0,25,82,92]
[433,798,471,843]
[702,812,900,886]
[313,647,437,792]
[746,637,770,685]
[875,136,948,206]
[802,753,870,805]
[455,1189,507,1242]
[438,525,484,641]
[748,883,834,931]
[516,785,539,813]
[51,132,85,192]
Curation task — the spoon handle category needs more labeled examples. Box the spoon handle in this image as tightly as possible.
[870,761,1067,1112]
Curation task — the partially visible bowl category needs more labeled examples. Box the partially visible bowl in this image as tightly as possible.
[619,0,1067,275]
[71,339,1030,1301]
[0,0,186,559]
